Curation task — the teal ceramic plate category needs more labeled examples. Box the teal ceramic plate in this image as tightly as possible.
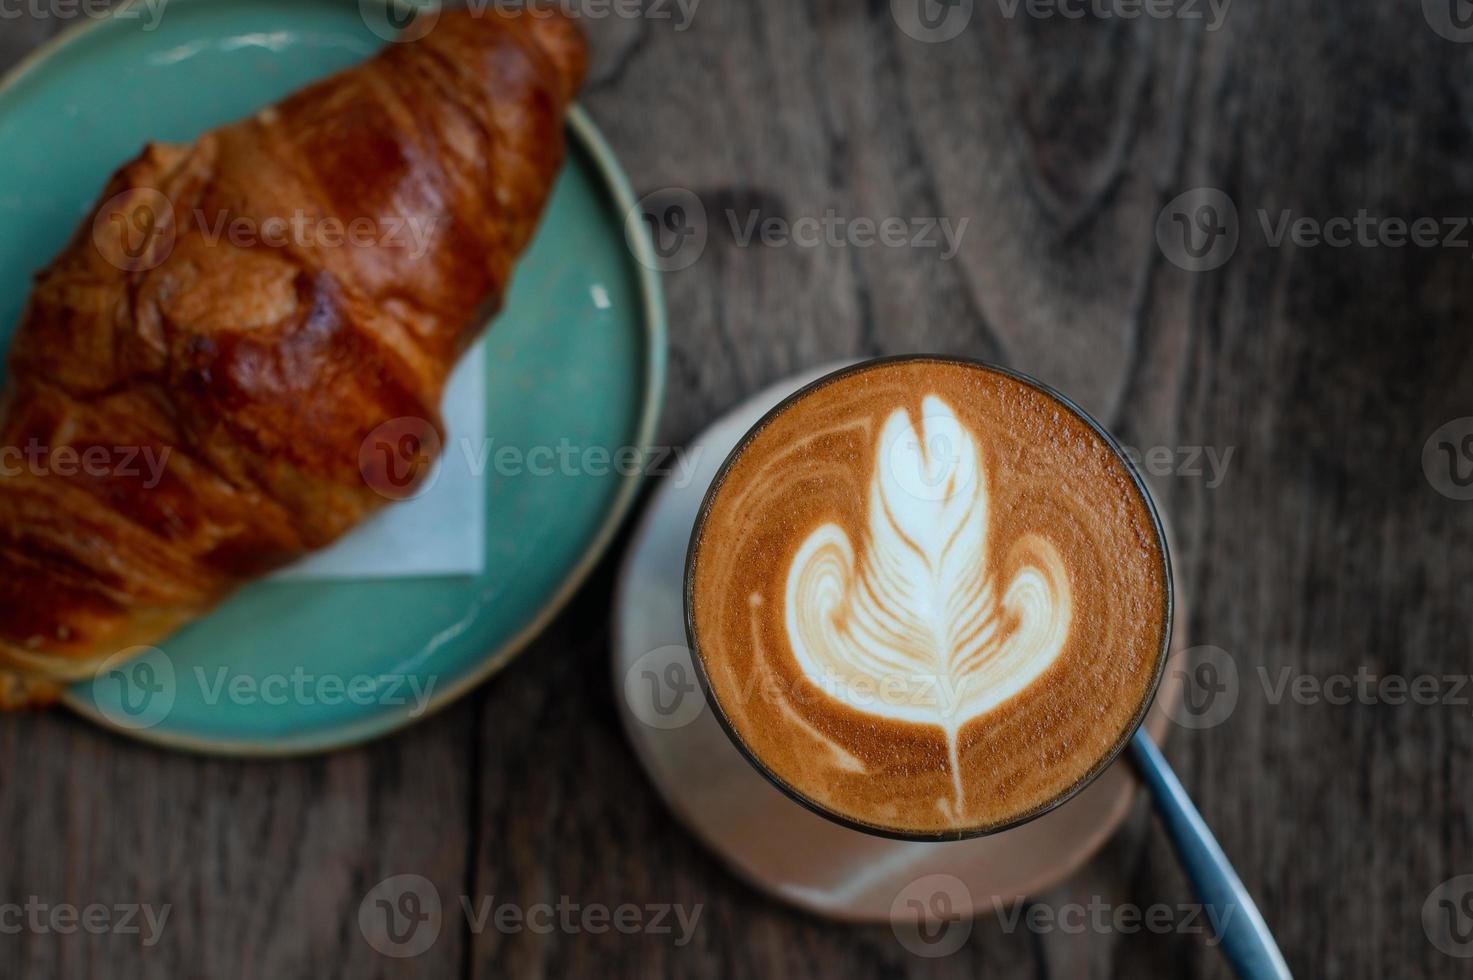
[0,0,666,754]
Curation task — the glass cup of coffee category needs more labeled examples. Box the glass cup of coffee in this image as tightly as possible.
[684,355,1173,840]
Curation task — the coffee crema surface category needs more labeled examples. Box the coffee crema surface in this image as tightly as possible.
[688,359,1169,837]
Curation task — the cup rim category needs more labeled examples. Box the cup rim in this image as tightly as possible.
[681,354,1175,843]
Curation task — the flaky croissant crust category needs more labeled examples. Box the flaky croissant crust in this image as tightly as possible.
[0,9,587,706]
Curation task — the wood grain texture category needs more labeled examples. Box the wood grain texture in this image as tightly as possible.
[4,1,1472,977]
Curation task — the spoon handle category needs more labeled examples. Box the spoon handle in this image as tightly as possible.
[1129,730,1293,979]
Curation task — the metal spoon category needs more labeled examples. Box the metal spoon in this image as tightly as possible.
[1129,730,1293,979]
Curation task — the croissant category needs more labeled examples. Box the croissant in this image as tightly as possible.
[0,9,588,707]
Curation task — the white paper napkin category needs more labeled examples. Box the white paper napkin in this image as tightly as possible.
[272,339,487,581]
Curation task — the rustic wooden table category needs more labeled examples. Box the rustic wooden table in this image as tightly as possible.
[5,2,1472,978]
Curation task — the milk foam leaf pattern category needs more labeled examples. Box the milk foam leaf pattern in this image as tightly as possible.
[784,396,1071,815]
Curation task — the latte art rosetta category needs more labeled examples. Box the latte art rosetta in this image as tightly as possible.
[784,396,1071,813]
[689,358,1169,835]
